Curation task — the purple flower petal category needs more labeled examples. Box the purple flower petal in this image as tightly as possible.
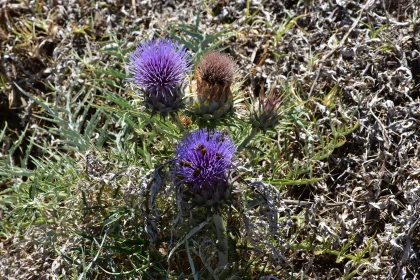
[127,38,190,98]
[174,129,235,190]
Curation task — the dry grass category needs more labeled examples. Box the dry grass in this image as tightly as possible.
[1,0,420,279]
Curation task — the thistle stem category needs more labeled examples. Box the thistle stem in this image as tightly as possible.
[213,213,228,267]
[237,127,259,152]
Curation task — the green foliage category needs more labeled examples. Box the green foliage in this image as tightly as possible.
[361,20,387,39]
[169,4,234,64]
[237,80,358,188]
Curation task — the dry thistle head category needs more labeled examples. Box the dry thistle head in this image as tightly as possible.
[198,51,235,86]
[188,51,236,120]
[250,83,285,132]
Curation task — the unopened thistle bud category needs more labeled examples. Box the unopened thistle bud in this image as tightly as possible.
[189,51,236,120]
[250,84,284,132]
[127,38,190,115]
[174,129,236,206]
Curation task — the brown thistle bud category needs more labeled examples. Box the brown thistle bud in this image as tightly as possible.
[198,52,235,86]
[189,51,236,120]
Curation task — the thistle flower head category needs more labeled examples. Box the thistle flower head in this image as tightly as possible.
[198,51,235,86]
[174,129,235,191]
[188,52,236,120]
[250,84,285,131]
[128,38,190,93]
[127,38,190,114]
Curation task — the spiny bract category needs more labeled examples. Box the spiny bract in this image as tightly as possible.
[250,85,284,132]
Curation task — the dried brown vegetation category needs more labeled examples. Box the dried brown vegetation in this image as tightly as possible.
[1,0,420,279]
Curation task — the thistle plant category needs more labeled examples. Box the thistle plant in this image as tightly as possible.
[188,51,236,121]
[238,83,285,151]
[127,38,190,116]
[174,128,236,267]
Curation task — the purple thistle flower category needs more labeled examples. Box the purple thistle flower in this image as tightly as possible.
[174,129,235,191]
[127,38,190,113]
